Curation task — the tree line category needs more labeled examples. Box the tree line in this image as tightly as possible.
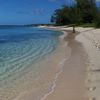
[51,0,100,29]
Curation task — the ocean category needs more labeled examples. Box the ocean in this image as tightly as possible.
[0,26,65,100]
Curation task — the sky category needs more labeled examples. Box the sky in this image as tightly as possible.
[0,0,99,25]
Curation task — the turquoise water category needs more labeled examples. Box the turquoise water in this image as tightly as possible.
[0,26,62,100]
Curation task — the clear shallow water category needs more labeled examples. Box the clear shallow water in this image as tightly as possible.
[0,26,62,100]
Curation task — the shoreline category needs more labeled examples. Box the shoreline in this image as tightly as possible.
[7,26,100,100]
[43,26,100,100]
[0,26,69,100]
[12,26,70,100]
[40,26,88,100]
[40,29,70,100]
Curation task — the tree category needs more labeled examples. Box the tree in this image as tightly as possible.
[51,5,78,32]
[51,6,72,25]
[51,0,99,31]
[75,0,97,23]
[95,8,100,27]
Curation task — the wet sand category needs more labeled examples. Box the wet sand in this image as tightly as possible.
[41,26,88,100]
[43,26,100,100]
[13,26,100,100]
[12,27,70,100]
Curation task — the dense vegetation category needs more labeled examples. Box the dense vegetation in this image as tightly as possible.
[51,0,100,29]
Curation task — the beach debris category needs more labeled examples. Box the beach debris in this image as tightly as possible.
[87,79,92,82]
[88,87,96,91]
[98,45,100,50]
[94,42,100,50]
[89,97,96,100]
[92,69,100,72]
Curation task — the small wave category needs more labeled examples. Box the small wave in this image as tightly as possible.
[40,57,70,100]
[40,41,71,100]
[0,26,63,100]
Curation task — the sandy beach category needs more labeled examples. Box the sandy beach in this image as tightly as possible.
[40,26,88,100]
[40,26,100,100]
[76,27,100,100]
[0,0,100,99]
[4,26,100,100]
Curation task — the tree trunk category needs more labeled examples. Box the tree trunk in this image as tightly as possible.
[73,26,76,33]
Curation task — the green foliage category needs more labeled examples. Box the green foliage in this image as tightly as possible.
[94,8,100,28]
[51,0,100,28]
[95,21,100,28]
[76,0,97,23]
[51,6,73,25]
[76,23,95,27]
[94,17,100,28]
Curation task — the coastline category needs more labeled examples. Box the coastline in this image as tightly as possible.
[0,26,69,100]
[9,26,100,100]
[12,26,70,100]
[42,26,100,100]
[40,26,88,100]
[76,27,100,100]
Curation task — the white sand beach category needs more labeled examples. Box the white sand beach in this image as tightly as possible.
[76,27,100,100]
[10,26,100,100]
[40,26,100,100]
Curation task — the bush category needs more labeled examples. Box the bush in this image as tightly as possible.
[95,20,100,28]
[94,12,100,28]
